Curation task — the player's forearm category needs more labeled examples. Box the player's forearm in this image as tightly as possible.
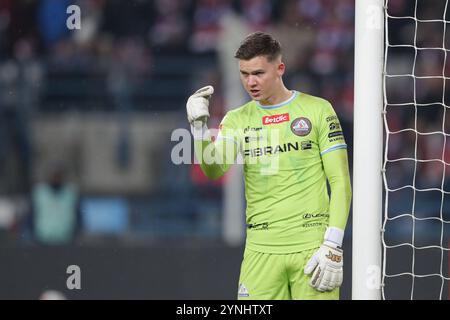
[194,139,235,180]
[322,149,352,230]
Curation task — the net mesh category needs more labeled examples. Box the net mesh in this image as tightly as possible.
[382,0,450,299]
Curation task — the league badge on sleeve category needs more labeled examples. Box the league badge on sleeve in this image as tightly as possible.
[290,117,312,136]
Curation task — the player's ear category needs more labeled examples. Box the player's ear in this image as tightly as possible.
[277,62,285,76]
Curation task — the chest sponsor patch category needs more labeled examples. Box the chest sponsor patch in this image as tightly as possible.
[291,117,312,136]
[262,113,290,125]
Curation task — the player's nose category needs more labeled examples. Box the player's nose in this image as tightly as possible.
[247,75,257,87]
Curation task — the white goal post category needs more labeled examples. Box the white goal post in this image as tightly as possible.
[353,0,384,300]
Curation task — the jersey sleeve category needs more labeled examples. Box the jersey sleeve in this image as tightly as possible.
[322,148,352,230]
[317,101,351,231]
[216,112,241,150]
[317,102,347,156]
[194,111,240,179]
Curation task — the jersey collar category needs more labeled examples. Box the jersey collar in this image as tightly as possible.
[256,91,298,109]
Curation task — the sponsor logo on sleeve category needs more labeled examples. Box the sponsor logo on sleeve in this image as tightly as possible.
[328,131,343,138]
[329,122,341,131]
[326,115,338,122]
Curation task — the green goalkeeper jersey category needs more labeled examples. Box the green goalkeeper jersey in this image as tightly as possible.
[195,91,351,254]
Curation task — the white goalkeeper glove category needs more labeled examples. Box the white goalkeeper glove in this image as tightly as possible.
[304,227,344,292]
[186,85,214,140]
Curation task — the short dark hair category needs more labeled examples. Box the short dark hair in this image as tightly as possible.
[234,31,281,62]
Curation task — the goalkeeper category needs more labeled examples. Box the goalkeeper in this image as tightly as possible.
[186,32,352,300]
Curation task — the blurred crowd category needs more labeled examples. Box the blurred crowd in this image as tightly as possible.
[0,0,357,245]
[0,0,355,111]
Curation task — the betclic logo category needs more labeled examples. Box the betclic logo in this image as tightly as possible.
[262,113,290,125]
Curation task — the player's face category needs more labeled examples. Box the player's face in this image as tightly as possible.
[239,55,285,104]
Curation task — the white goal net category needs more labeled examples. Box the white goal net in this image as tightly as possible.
[383,0,450,299]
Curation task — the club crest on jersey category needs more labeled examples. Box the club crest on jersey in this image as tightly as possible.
[262,113,290,125]
[291,117,312,136]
